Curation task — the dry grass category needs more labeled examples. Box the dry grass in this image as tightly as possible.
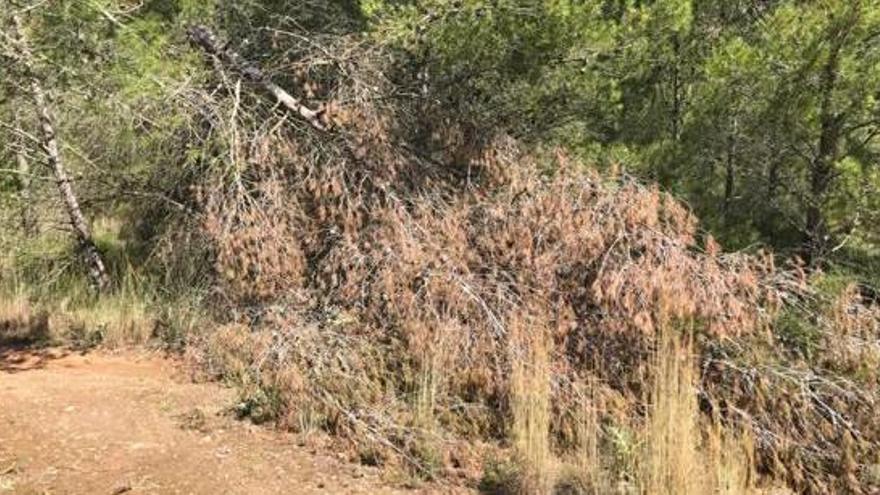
[0,290,155,350]
[640,323,703,494]
[566,381,604,494]
[0,257,156,349]
[0,291,31,331]
[706,419,756,495]
[509,319,554,494]
[499,321,762,495]
[61,294,155,348]
[639,322,757,495]
[0,216,159,350]
[0,290,49,345]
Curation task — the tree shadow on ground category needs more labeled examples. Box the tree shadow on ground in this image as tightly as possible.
[0,310,71,374]
[0,345,72,374]
[0,308,50,348]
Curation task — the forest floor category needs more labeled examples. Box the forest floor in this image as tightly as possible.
[0,347,458,495]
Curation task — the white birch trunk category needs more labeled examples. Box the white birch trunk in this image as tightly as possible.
[11,14,110,291]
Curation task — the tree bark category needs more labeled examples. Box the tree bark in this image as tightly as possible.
[11,14,110,291]
[723,116,737,217]
[767,159,780,200]
[187,25,326,131]
[804,22,849,265]
[670,34,683,143]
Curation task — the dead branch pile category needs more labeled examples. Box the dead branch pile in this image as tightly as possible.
[174,32,878,492]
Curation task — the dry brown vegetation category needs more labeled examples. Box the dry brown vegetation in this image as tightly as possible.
[143,40,880,493]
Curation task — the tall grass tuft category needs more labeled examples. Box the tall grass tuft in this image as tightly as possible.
[639,321,757,495]
[510,322,554,494]
[572,381,604,493]
[706,418,756,495]
[640,322,702,494]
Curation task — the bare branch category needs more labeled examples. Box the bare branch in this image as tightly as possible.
[187,25,326,131]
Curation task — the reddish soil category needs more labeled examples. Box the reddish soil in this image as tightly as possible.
[0,347,456,494]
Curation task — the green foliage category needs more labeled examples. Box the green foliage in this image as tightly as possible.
[367,0,880,258]
[232,385,287,425]
[6,0,873,261]
[774,307,823,359]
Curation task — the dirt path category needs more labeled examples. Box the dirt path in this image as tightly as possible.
[0,347,446,495]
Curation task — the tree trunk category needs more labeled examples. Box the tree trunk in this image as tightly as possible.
[670,34,683,143]
[11,14,110,291]
[804,26,847,264]
[723,116,737,218]
[768,159,780,200]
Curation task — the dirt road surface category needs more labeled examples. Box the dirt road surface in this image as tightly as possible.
[0,347,451,494]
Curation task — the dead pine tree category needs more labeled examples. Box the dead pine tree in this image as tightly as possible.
[8,14,110,292]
